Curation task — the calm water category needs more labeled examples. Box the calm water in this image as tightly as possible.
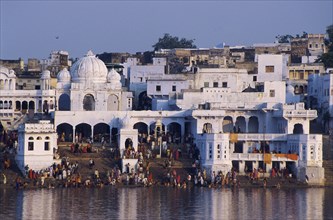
[1,187,333,220]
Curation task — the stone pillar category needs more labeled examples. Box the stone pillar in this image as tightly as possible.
[265,162,272,174]
[91,126,94,142]
[72,127,76,143]
[181,123,185,143]
[245,117,249,133]
[239,161,245,175]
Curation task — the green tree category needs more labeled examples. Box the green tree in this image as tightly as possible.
[152,33,196,51]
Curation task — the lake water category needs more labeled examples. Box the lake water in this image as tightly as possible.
[1,187,333,220]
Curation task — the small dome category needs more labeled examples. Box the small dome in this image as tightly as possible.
[41,70,51,79]
[57,68,71,82]
[107,68,121,82]
[107,68,122,89]
[0,66,16,78]
[70,50,108,83]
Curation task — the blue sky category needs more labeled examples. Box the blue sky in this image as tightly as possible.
[0,0,332,60]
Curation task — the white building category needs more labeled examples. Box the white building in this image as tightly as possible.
[0,52,325,184]
[15,120,58,173]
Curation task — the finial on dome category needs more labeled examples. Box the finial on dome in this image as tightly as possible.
[86,50,95,57]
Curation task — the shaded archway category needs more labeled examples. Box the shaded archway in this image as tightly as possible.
[59,93,71,111]
[134,122,149,144]
[138,91,151,110]
[93,123,110,143]
[235,116,246,133]
[168,122,182,143]
[15,101,21,111]
[293,124,303,134]
[83,94,95,111]
[43,100,49,114]
[28,101,35,110]
[133,122,148,134]
[125,138,133,149]
[57,123,73,142]
[149,122,165,135]
[203,123,213,133]
[222,116,233,133]
[107,94,119,111]
[111,127,119,144]
[248,116,259,133]
[75,123,92,141]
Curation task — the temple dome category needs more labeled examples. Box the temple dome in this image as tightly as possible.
[70,50,108,83]
[107,68,122,89]
[57,68,71,82]
[41,70,51,79]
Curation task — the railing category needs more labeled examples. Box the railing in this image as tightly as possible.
[274,109,318,118]
[237,133,287,141]
[231,153,298,161]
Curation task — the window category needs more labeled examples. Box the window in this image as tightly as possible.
[204,82,209,87]
[209,144,212,159]
[28,142,34,151]
[35,85,40,90]
[222,82,228,88]
[156,85,161,92]
[253,76,257,82]
[172,85,176,92]
[44,142,50,151]
[269,90,275,97]
[213,82,219,88]
[309,44,312,48]
[265,66,274,73]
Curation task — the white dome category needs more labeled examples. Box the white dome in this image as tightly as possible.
[70,50,108,83]
[0,66,16,78]
[57,68,71,82]
[107,68,122,89]
[41,70,51,79]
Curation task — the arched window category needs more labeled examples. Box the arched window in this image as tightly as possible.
[83,94,95,111]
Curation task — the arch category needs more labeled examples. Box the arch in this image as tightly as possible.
[37,136,42,140]
[222,116,233,133]
[43,100,49,114]
[9,79,13,90]
[45,136,50,140]
[28,137,34,140]
[75,123,92,141]
[299,85,304,94]
[168,122,182,143]
[107,94,119,111]
[133,122,148,134]
[293,124,303,134]
[83,94,95,111]
[0,101,2,109]
[57,123,73,142]
[149,121,165,136]
[294,85,299,94]
[111,127,119,144]
[22,101,28,113]
[58,93,71,111]
[28,101,35,110]
[15,101,21,111]
[138,91,151,110]
[125,138,133,150]
[4,101,8,109]
[203,123,213,133]
[235,116,246,133]
[248,116,259,133]
[93,123,110,143]
[8,101,12,109]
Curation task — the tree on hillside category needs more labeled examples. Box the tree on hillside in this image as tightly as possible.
[275,32,307,43]
[152,33,196,51]
[316,24,333,68]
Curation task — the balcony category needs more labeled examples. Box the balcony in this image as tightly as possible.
[231,153,298,162]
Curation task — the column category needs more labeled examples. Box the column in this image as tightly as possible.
[245,117,249,133]
[72,127,76,143]
[91,126,94,142]
[239,161,245,175]
[181,123,185,143]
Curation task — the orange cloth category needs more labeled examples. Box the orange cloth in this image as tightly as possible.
[264,154,272,164]
[230,133,238,143]
[275,154,298,160]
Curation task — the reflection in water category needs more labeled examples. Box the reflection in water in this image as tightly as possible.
[0,187,331,219]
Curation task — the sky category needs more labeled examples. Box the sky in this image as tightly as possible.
[0,0,332,61]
